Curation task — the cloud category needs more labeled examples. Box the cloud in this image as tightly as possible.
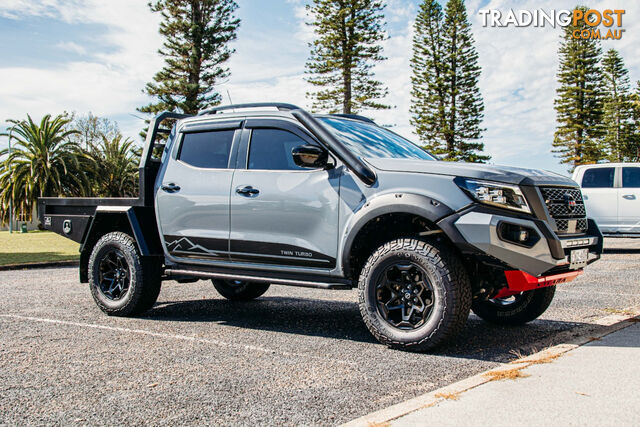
[0,0,82,21]
[55,41,86,55]
[0,0,162,143]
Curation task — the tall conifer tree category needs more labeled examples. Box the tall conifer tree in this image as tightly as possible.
[553,7,604,168]
[628,81,640,161]
[411,0,488,162]
[410,0,447,157]
[139,0,240,117]
[601,49,633,162]
[305,0,389,114]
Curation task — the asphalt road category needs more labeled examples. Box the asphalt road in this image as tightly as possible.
[1,239,639,425]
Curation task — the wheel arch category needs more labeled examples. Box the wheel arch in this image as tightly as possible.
[340,193,455,282]
[79,207,162,283]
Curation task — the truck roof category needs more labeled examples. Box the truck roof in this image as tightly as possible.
[574,162,640,170]
[177,103,375,127]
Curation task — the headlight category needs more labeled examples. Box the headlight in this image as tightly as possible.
[455,178,531,214]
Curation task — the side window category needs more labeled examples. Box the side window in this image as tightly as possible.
[581,167,614,188]
[248,128,308,170]
[622,167,640,188]
[178,130,234,169]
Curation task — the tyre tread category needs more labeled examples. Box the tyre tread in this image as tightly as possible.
[358,238,471,351]
[88,231,161,316]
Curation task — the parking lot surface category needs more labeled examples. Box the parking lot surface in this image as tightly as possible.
[1,239,639,425]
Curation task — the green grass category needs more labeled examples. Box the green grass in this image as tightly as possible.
[0,230,79,266]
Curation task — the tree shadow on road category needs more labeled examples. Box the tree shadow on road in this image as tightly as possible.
[143,295,601,363]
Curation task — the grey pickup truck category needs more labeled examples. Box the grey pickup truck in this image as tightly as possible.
[39,103,603,351]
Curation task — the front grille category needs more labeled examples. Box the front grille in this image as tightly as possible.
[540,187,588,235]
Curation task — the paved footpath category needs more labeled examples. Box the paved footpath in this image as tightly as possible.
[392,321,640,426]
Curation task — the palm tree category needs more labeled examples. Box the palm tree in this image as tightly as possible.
[84,134,139,197]
[0,114,87,225]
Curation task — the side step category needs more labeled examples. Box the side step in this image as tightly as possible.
[164,268,352,290]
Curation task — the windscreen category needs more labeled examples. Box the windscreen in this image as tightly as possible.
[318,117,435,160]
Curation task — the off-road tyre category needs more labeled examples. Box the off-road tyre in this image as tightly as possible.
[88,232,161,316]
[211,280,270,301]
[358,238,472,352]
[472,286,556,326]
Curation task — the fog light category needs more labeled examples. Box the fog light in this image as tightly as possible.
[498,222,540,248]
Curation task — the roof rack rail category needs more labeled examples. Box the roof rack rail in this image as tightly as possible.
[198,102,301,116]
[330,113,376,124]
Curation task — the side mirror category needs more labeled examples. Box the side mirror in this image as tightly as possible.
[292,144,329,169]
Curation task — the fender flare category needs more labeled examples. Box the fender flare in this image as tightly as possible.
[79,206,162,282]
[340,192,454,276]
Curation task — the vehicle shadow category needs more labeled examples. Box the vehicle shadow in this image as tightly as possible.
[603,248,640,254]
[144,295,602,363]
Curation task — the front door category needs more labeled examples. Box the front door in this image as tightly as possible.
[580,166,618,232]
[619,166,640,233]
[156,125,240,263]
[230,122,341,270]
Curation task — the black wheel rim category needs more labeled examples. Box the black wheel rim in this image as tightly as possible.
[489,293,523,307]
[98,249,130,301]
[375,262,435,330]
[226,280,246,286]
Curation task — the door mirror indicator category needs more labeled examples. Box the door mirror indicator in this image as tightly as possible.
[292,144,328,169]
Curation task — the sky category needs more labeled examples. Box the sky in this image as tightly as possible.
[0,0,638,175]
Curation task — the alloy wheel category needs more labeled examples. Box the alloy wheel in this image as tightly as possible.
[375,262,435,329]
[98,249,130,301]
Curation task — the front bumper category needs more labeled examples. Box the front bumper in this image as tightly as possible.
[437,205,602,277]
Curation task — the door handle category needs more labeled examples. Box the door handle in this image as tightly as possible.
[236,186,260,196]
[622,194,636,200]
[161,183,181,193]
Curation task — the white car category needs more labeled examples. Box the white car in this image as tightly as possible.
[572,163,640,236]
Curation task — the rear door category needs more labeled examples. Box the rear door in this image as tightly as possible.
[155,120,242,263]
[619,166,640,233]
[229,119,341,270]
[580,166,617,232]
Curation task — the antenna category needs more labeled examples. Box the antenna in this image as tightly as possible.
[226,90,234,112]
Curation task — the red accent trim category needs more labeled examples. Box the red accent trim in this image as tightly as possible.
[493,270,583,299]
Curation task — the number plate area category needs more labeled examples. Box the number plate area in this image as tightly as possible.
[570,248,588,269]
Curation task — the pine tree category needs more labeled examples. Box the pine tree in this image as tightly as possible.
[553,7,604,169]
[441,0,487,162]
[305,0,389,114]
[411,0,488,162]
[410,0,447,157]
[601,49,633,162]
[139,0,240,118]
[628,81,640,161]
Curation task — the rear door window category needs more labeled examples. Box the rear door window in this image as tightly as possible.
[178,130,234,169]
[581,167,615,188]
[622,167,640,188]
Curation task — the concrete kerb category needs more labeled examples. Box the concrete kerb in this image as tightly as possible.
[342,309,640,427]
[0,260,79,272]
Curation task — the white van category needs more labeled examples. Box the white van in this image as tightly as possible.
[572,163,640,236]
